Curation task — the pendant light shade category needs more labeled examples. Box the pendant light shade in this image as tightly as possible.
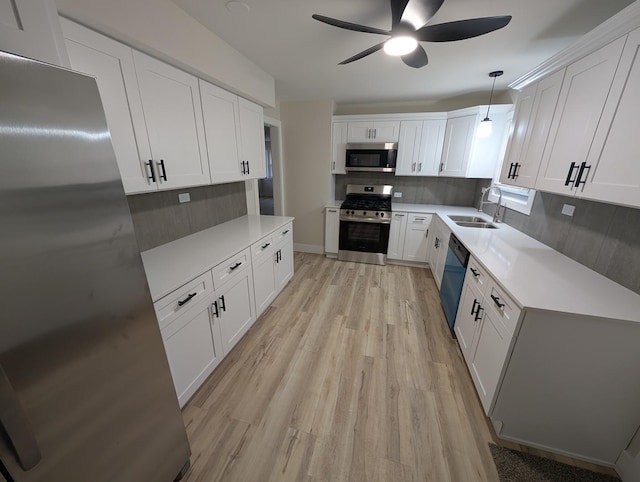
[477,70,503,138]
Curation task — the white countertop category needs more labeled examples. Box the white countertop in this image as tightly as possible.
[141,215,294,302]
[390,202,640,323]
[325,201,342,209]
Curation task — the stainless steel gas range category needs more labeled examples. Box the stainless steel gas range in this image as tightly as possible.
[338,184,393,266]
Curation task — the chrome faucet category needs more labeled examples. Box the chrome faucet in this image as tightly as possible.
[479,186,505,223]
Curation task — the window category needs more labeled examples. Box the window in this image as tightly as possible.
[487,109,537,215]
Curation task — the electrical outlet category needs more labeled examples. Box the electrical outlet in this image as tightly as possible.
[561,204,575,216]
[178,192,191,203]
[394,192,402,198]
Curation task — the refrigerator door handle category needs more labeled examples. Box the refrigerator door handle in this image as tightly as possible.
[0,365,42,471]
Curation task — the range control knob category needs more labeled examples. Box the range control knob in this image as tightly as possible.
[379,212,385,217]
[363,211,367,216]
[375,212,380,216]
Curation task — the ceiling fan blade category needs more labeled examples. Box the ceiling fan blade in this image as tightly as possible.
[312,14,390,35]
[400,0,445,29]
[339,42,386,65]
[390,0,410,28]
[415,16,512,42]
[402,44,429,68]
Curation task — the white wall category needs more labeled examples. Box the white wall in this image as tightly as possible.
[280,100,333,253]
[56,0,275,107]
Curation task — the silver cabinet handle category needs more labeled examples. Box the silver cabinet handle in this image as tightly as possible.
[412,162,416,172]
[332,161,335,170]
[418,163,422,171]
[328,209,337,213]
[0,365,42,470]
[373,128,377,138]
[394,214,405,217]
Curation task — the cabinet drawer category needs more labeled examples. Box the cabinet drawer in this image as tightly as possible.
[212,247,251,289]
[407,213,432,229]
[153,271,215,331]
[485,281,521,336]
[466,256,489,295]
[251,233,275,262]
[274,223,293,244]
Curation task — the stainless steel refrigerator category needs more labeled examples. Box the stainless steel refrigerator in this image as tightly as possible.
[0,51,191,480]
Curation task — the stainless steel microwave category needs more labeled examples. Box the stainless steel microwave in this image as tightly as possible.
[345,143,397,173]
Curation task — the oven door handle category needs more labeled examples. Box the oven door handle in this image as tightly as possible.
[339,216,390,224]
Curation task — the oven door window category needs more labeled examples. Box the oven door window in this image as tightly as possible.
[339,220,390,254]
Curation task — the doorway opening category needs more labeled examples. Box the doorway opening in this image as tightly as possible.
[259,125,274,215]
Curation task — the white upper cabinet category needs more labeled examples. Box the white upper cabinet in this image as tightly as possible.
[331,122,348,174]
[580,27,640,207]
[396,119,446,176]
[199,79,244,184]
[132,50,210,191]
[535,37,626,195]
[62,19,155,194]
[347,121,400,142]
[238,98,267,180]
[440,115,477,177]
[441,107,510,179]
[501,70,564,189]
[0,0,69,67]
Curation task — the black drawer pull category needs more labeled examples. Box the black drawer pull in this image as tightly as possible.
[146,160,156,182]
[474,305,484,322]
[219,295,226,312]
[178,292,197,307]
[262,242,271,249]
[470,268,480,278]
[229,262,242,271]
[471,299,479,316]
[282,230,290,235]
[211,300,219,318]
[490,294,505,309]
[158,159,167,181]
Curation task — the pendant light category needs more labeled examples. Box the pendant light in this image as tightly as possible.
[477,70,503,138]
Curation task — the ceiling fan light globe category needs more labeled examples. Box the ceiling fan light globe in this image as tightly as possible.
[383,36,418,56]
[477,117,493,138]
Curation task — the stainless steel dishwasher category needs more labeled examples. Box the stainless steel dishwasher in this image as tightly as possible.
[439,234,470,332]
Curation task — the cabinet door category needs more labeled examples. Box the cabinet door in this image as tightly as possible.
[0,0,68,67]
[217,268,256,354]
[402,214,431,262]
[372,121,401,142]
[275,235,294,292]
[535,37,626,195]
[239,97,266,179]
[132,50,210,190]
[581,27,640,207]
[161,297,223,407]
[469,308,513,414]
[396,121,422,175]
[347,122,373,142]
[325,208,340,254]
[433,224,450,289]
[440,115,477,177]
[387,213,407,260]
[500,83,536,185]
[416,119,447,175]
[515,70,565,188]
[454,282,483,363]
[252,252,277,317]
[331,122,348,174]
[62,20,155,194]
[200,79,244,184]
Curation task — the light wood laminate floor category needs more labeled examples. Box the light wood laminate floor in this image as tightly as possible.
[181,253,616,481]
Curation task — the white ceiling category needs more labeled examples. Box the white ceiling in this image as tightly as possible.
[172,0,634,104]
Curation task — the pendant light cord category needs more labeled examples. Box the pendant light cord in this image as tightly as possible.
[485,74,497,119]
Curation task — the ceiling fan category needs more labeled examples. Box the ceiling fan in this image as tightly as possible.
[312,0,512,68]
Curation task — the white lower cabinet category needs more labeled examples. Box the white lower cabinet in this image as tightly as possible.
[426,216,450,289]
[153,221,294,407]
[403,214,431,262]
[454,256,522,414]
[325,208,340,255]
[387,213,408,260]
[252,223,294,317]
[214,265,256,354]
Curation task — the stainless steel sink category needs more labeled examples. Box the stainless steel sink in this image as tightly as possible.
[448,215,489,223]
[455,221,498,229]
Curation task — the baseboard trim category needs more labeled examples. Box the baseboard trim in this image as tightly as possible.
[294,243,324,254]
[387,259,429,268]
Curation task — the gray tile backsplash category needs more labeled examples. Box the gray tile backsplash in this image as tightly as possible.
[335,172,487,205]
[127,183,247,251]
[479,186,640,295]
